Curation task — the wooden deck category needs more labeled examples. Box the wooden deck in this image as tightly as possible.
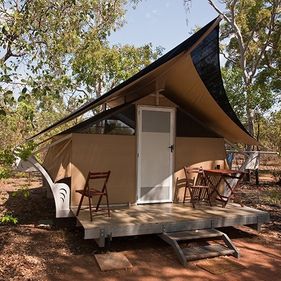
[73,203,269,244]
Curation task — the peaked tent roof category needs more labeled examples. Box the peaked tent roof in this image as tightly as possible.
[29,17,257,145]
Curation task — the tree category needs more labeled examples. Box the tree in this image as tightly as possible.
[221,65,277,124]
[0,0,161,113]
[72,42,163,100]
[221,67,245,122]
[0,0,162,172]
[0,1,161,128]
[255,110,281,153]
[0,1,124,104]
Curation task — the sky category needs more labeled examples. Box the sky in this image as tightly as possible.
[109,0,223,54]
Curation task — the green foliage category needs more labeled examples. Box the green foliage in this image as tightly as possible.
[0,166,12,179]
[0,108,6,116]
[222,0,280,71]
[0,0,159,110]
[221,67,246,121]
[262,187,281,205]
[0,144,12,179]
[12,186,30,199]
[222,66,277,122]
[14,141,36,161]
[0,148,14,179]
[0,0,161,162]
[0,140,35,180]
[72,43,163,97]
[258,110,281,154]
[0,212,18,225]
[0,149,15,166]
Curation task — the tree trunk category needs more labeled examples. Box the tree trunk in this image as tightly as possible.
[246,107,255,138]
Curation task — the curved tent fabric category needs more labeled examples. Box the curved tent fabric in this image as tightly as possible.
[191,25,248,135]
[27,17,257,145]
[27,17,221,141]
[164,55,257,144]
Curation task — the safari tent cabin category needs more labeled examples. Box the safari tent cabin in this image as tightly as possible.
[25,18,271,250]
[33,17,257,210]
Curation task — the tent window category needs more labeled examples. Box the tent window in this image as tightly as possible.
[79,119,135,135]
[105,119,135,135]
[73,105,136,135]
[176,109,219,138]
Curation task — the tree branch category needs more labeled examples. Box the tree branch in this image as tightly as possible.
[250,2,278,82]
[243,28,256,54]
[208,0,231,24]
[76,88,88,96]
[221,50,237,65]
[1,44,25,62]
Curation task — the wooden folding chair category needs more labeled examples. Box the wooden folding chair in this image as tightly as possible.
[212,171,244,207]
[183,167,212,208]
[76,171,111,221]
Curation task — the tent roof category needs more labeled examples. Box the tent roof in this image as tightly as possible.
[28,17,257,145]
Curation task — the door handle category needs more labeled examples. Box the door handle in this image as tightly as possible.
[168,144,174,152]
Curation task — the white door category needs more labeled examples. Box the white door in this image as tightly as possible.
[137,106,175,204]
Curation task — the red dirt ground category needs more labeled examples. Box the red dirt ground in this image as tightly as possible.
[0,174,281,281]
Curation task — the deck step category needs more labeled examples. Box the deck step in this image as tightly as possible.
[165,229,223,241]
[159,229,239,266]
[182,244,235,261]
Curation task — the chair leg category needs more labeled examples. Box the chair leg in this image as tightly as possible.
[197,188,201,200]
[88,196,93,221]
[183,187,187,204]
[222,200,228,208]
[76,194,84,217]
[95,194,103,213]
[207,189,212,206]
[105,193,110,217]
[189,189,196,208]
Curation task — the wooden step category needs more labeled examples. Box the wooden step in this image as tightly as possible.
[159,229,239,266]
[182,244,235,261]
[165,229,223,241]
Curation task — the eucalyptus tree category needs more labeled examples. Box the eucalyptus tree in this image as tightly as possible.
[0,0,161,147]
[260,110,281,153]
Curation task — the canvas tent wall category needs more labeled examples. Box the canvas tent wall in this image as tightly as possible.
[43,133,226,206]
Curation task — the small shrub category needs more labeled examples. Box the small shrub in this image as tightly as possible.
[14,141,36,161]
[15,172,28,178]
[0,149,15,166]
[262,188,281,205]
[0,166,12,179]
[12,186,30,199]
[0,213,18,225]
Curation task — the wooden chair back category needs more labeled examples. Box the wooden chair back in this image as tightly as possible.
[183,166,211,207]
[85,171,111,192]
[76,170,111,221]
[184,167,207,187]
